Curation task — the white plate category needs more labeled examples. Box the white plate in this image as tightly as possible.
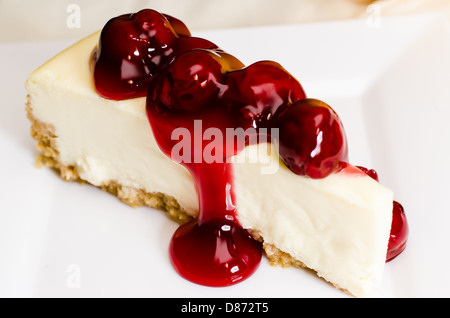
[1,13,450,298]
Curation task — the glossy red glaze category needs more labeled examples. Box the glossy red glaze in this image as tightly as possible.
[224,60,306,129]
[92,9,217,100]
[276,98,348,179]
[170,217,262,287]
[146,47,309,285]
[386,201,409,262]
[356,166,379,182]
[338,164,368,177]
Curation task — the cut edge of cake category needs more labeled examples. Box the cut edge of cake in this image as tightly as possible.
[25,97,193,225]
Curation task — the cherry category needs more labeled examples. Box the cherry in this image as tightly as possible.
[148,49,244,114]
[175,36,217,54]
[276,98,348,179]
[93,9,219,100]
[386,201,409,262]
[150,50,226,113]
[93,9,176,99]
[225,61,306,129]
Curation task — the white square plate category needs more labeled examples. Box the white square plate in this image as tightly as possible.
[1,12,450,298]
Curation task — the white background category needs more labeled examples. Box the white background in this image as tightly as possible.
[0,0,450,42]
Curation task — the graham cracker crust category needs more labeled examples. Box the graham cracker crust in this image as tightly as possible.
[26,97,351,296]
[25,97,192,225]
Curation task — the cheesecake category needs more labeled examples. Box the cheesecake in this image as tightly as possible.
[25,9,408,297]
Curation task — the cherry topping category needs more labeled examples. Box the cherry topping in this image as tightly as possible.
[92,9,218,100]
[276,98,348,179]
[146,48,263,286]
[386,201,409,262]
[170,218,262,287]
[225,61,306,128]
[152,50,228,113]
[356,166,379,182]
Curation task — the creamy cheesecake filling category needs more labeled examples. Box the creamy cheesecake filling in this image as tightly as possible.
[233,143,393,297]
[26,32,198,217]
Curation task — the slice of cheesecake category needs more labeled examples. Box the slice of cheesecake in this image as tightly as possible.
[25,28,395,297]
[26,6,410,296]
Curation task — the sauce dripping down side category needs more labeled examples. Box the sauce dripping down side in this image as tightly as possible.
[92,9,408,286]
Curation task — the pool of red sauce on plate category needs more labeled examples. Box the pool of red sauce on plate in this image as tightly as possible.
[92,9,408,287]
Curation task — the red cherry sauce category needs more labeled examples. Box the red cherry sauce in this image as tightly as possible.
[92,9,217,100]
[386,201,409,262]
[169,163,262,286]
[275,98,348,179]
[145,48,307,286]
